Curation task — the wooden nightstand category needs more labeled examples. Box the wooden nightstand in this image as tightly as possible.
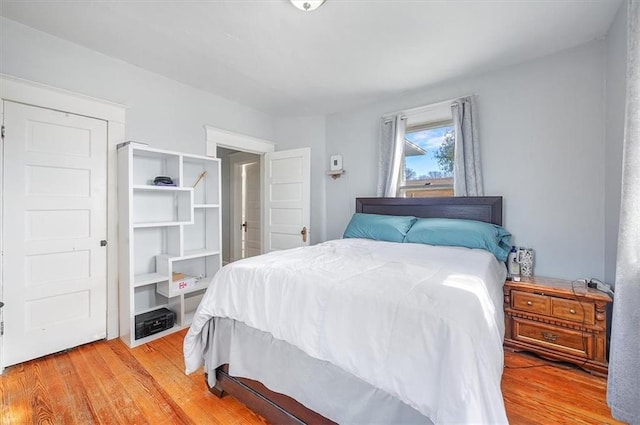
[503,276,612,376]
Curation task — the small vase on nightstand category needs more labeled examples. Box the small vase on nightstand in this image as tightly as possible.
[518,248,534,277]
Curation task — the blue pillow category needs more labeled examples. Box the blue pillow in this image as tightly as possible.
[343,213,417,243]
[403,218,512,261]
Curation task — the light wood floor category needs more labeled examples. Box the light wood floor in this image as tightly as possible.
[0,329,623,425]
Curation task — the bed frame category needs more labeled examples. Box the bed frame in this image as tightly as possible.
[207,196,504,425]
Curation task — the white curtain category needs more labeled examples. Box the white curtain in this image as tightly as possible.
[377,115,406,197]
[608,1,640,423]
[452,96,484,196]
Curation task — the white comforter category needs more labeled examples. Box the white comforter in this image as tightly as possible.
[184,238,508,424]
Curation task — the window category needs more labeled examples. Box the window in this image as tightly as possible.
[399,120,455,198]
[380,97,480,198]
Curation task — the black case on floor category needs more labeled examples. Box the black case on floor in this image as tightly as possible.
[134,308,175,340]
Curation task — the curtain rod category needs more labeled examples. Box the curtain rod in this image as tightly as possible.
[382,94,477,119]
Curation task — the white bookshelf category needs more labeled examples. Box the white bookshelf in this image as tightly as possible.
[118,144,221,347]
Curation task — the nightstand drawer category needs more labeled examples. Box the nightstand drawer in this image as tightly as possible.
[513,318,591,358]
[512,290,550,315]
[551,298,595,325]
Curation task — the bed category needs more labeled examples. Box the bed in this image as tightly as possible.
[184,196,509,425]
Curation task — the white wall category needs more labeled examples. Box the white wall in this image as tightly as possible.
[604,1,628,287]
[0,17,275,154]
[275,116,327,243]
[326,41,608,281]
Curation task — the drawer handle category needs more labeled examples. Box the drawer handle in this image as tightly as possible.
[570,309,576,314]
[527,301,533,306]
[542,332,558,342]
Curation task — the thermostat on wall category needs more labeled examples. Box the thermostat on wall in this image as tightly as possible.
[330,155,343,171]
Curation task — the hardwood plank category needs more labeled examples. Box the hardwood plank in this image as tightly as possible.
[42,352,98,424]
[131,336,236,424]
[72,342,149,425]
[503,351,623,424]
[1,363,36,424]
[23,359,57,424]
[133,333,260,424]
[98,338,193,425]
[132,341,203,398]
[0,330,623,425]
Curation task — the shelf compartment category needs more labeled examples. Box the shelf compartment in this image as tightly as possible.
[133,187,193,226]
[134,285,169,315]
[133,227,180,276]
[183,156,220,206]
[155,253,221,298]
[132,148,180,186]
[184,207,220,253]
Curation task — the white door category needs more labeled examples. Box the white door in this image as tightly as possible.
[2,101,107,367]
[231,153,261,261]
[263,148,310,252]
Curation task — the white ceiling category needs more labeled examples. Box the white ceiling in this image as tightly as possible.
[1,0,622,116]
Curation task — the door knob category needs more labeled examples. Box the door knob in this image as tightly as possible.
[301,226,307,243]
[241,221,248,233]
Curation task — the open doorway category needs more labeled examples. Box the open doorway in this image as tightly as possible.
[206,125,310,260]
[218,148,261,264]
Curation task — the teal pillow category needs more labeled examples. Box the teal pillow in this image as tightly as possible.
[403,218,511,261]
[343,213,417,243]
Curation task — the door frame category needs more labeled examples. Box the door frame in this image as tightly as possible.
[0,74,125,373]
[205,125,275,255]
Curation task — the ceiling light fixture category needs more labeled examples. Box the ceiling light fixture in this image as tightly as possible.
[290,0,326,12]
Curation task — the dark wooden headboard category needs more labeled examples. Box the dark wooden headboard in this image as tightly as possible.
[355,197,503,226]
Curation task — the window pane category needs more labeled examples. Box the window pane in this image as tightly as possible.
[404,126,454,186]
